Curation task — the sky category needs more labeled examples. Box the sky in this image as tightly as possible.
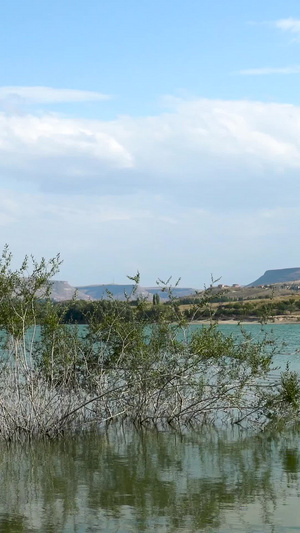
[1,0,300,287]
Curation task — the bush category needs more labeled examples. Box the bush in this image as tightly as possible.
[0,247,298,440]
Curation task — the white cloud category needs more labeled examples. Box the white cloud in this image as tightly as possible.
[0,86,110,104]
[274,18,300,35]
[1,98,300,194]
[0,113,134,177]
[239,66,300,75]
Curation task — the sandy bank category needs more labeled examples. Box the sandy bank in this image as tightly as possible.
[190,315,300,325]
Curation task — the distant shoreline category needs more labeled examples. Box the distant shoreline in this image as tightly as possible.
[191,316,300,325]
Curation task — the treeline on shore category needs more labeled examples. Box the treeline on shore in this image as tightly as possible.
[40,298,181,324]
[49,295,300,324]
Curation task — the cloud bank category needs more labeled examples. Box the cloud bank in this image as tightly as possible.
[1,98,300,192]
[1,90,300,285]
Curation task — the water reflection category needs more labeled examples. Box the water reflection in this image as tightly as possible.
[0,426,300,531]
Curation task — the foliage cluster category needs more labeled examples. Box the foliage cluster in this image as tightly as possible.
[186,297,300,321]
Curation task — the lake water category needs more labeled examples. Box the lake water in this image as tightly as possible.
[1,323,300,532]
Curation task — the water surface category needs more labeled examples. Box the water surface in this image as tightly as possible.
[1,425,300,532]
[0,323,300,532]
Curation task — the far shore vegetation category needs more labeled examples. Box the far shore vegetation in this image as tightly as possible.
[55,294,300,324]
[0,245,300,442]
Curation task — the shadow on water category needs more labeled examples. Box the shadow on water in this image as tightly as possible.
[0,425,300,531]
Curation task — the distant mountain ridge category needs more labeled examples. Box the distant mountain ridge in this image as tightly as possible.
[76,284,196,301]
[49,272,300,301]
[46,281,197,302]
[248,268,300,287]
[75,284,151,301]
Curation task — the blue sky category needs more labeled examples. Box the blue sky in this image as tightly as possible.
[1,0,300,286]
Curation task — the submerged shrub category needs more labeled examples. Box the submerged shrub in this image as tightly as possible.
[0,247,298,441]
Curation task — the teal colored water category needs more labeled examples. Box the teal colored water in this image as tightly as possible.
[0,324,300,532]
[213,323,300,370]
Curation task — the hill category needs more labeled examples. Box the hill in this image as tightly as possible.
[49,281,92,301]
[145,287,196,300]
[248,268,300,287]
[75,284,152,301]
[76,284,196,301]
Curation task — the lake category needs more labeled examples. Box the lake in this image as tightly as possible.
[1,323,300,532]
